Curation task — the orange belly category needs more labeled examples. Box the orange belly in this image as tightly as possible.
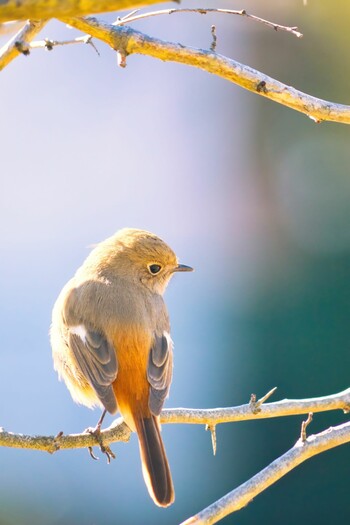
[112,327,152,431]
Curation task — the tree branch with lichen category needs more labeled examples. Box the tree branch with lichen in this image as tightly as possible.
[1,7,350,124]
[55,15,350,124]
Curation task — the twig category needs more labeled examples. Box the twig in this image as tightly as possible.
[115,8,303,39]
[180,421,350,525]
[205,424,217,455]
[29,35,100,55]
[210,25,217,53]
[1,388,349,451]
[300,412,313,442]
[57,16,350,125]
[249,386,277,414]
[0,19,46,70]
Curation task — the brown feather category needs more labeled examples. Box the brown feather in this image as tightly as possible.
[134,415,175,507]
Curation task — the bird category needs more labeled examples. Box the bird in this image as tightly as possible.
[50,228,193,507]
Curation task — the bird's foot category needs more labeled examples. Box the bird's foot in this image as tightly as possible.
[84,417,116,464]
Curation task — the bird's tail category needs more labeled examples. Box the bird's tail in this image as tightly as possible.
[134,414,175,507]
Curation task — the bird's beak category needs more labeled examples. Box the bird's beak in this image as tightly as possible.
[173,264,194,272]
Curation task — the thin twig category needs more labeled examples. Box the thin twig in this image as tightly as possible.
[29,35,100,55]
[210,25,217,52]
[300,412,313,442]
[249,386,277,414]
[181,421,350,525]
[0,18,46,70]
[56,16,350,125]
[205,424,217,455]
[114,8,303,39]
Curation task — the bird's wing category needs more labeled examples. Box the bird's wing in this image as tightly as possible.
[147,332,173,416]
[69,325,118,413]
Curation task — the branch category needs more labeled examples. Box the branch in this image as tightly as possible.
[57,16,350,124]
[0,0,163,23]
[1,387,349,451]
[2,10,349,126]
[0,19,46,70]
[162,387,350,425]
[17,8,301,65]
[21,8,302,56]
[1,389,348,523]
[115,8,303,39]
[180,420,350,525]
[0,417,131,453]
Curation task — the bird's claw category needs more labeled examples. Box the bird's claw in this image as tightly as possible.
[84,425,116,464]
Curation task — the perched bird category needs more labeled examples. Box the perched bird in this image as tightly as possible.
[50,228,193,507]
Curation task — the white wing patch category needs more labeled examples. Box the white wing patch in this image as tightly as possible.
[163,331,172,348]
[70,324,87,344]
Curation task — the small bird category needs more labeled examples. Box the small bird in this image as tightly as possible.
[50,228,193,507]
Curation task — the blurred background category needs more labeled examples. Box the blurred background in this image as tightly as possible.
[0,0,349,524]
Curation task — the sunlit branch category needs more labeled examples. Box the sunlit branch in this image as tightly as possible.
[1,387,349,452]
[180,420,350,525]
[57,16,350,124]
[0,19,46,70]
[114,8,302,38]
[1,389,348,524]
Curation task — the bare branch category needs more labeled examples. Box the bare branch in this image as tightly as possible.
[1,389,348,524]
[57,16,350,125]
[180,421,350,525]
[0,0,164,23]
[0,19,46,70]
[0,417,131,453]
[161,387,350,425]
[1,387,349,452]
[115,8,303,39]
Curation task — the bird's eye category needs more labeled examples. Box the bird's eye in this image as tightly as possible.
[148,264,162,275]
